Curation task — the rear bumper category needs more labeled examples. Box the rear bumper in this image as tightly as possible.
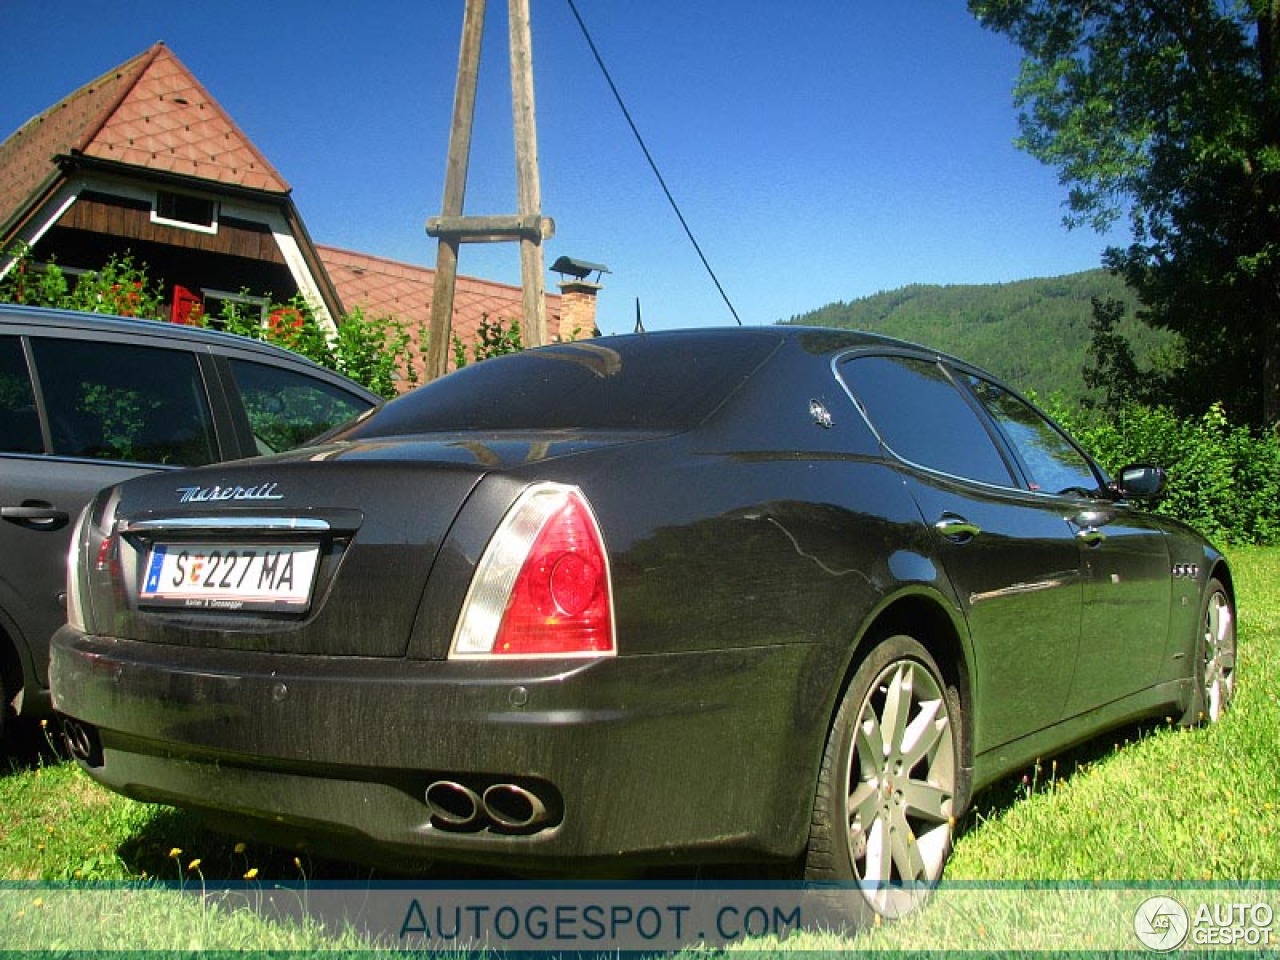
[50,626,828,871]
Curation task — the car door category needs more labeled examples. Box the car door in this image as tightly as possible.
[839,353,1084,753]
[959,373,1172,715]
[2,456,153,688]
[1065,500,1171,713]
[0,333,221,689]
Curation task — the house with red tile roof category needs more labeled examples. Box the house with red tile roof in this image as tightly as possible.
[0,42,599,380]
[317,244,602,366]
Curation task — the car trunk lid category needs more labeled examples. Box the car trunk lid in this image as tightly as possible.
[79,433,652,658]
[99,459,476,657]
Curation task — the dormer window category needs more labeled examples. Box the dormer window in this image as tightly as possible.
[152,191,217,233]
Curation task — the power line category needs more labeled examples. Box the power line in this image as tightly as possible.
[564,0,743,326]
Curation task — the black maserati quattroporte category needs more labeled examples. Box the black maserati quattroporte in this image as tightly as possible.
[51,327,1236,923]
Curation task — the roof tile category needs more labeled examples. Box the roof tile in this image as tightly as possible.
[0,46,153,236]
[1,42,289,240]
[86,46,287,192]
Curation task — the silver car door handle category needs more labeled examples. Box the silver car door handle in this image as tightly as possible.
[1,505,70,526]
[1076,527,1106,547]
[934,516,980,542]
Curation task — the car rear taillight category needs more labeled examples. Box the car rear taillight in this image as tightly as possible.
[65,505,93,633]
[451,483,615,658]
[67,489,121,633]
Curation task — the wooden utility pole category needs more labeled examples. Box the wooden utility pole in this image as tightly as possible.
[425,0,553,381]
[509,0,551,351]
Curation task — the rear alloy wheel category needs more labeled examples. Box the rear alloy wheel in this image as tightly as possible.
[1186,578,1236,725]
[805,635,962,925]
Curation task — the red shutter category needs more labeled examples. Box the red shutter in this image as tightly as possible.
[171,285,202,325]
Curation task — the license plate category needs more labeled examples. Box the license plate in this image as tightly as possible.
[140,542,320,612]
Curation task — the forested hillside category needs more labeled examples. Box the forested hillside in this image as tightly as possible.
[784,270,1172,404]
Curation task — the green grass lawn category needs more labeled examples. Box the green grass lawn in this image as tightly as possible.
[3,547,1278,951]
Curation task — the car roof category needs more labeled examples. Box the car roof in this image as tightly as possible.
[567,324,968,364]
[0,303,378,397]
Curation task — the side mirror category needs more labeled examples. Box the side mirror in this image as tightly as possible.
[1112,462,1165,500]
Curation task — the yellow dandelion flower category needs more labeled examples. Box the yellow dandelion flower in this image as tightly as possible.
[243,867,259,880]
[168,847,182,858]
[234,842,247,855]
[32,898,44,909]
[187,858,202,871]
[293,856,303,869]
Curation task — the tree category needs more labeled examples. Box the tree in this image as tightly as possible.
[971,0,1280,427]
[1082,295,1149,407]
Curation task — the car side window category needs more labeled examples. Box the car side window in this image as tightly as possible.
[0,335,42,454]
[962,373,1102,495]
[29,337,218,466]
[841,354,1014,486]
[227,358,373,454]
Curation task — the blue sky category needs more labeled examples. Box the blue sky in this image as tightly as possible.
[0,2,1125,334]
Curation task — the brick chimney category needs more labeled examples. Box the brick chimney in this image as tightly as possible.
[555,279,603,340]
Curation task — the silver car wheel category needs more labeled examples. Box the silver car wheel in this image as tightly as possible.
[1202,585,1236,723]
[844,655,955,918]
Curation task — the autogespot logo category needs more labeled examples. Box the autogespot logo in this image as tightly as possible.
[1135,895,1190,951]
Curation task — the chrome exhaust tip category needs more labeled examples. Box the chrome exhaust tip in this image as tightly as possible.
[482,782,548,831]
[62,718,102,767]
[425,780,482,828]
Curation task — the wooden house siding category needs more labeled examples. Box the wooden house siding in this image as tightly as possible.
[60,192,285,263]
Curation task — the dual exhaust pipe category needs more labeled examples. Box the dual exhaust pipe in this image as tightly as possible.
[62,718,103,768]
[425,779,553,833]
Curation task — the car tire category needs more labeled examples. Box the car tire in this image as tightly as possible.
[0,671,8,747]
[804,634,964,926]
[1179,577,1236,726]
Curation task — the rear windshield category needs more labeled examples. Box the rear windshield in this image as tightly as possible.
[345,333,780,436]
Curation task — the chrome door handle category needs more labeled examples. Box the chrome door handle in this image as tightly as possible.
[1,505,70,527]
[934,516,980,542]
[1075,527,1106,547]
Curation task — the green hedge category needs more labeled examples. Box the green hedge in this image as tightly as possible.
[0,247,418,399]
[1049,399,1280,545]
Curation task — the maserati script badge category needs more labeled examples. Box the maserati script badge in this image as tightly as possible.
[176,482,284,504]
